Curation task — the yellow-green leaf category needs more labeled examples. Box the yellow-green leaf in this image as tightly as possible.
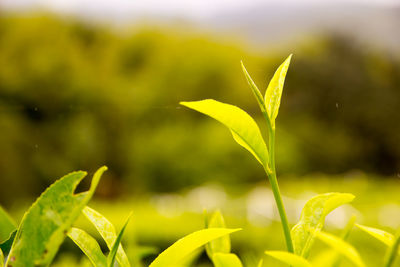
[83,206,131,267]
[68,228,107,267]
[265,250,312,267]
[180,99,268,167]
[291,192,354,257]
[149,228,241,267]
[264,54,292,127]
[356,224,394,247]
[316,231,365,267]
[6,166,107,267]
[206,211,230,258]
[212,253,243,267]
[257,259,264,267]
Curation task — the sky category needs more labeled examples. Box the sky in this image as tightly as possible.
[2,0,400,21]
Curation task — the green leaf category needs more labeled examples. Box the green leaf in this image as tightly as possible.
[149,228,241,267]
[257,259,264,267]
[107,213,132,267]
[264,54,292,127]
[316,231,365,267]
[265,251,312,267]
[83,206,131,267]
[180,99,268,167]
[291,192,354,257]
[206,211,231,258]
[68,228,107,267]
[356,224,394,247]
[0,206,16,243]
[212,253,243,267]
[6,166,107,267]
[241,61,267,114]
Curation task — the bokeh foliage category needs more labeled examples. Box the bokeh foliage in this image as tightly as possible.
[0,13,400,203]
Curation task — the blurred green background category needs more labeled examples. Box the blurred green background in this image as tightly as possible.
[0,2,400,266]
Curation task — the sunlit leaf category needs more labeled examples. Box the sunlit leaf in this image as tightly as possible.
[83,206,131,267]
[212,253,243,267]
[257,259,264,267]
[291,192,354,257]
[6,166,107,267]
[206,211,230,258]
[68,228,107,267]
[180,99,268,167]
[316,231,365,267]
[264,54,292,127]
[107,213,132,267]
[149,228,241,267]
[0,206,16,243]
[265,250,312,267]
[356,224,394,247]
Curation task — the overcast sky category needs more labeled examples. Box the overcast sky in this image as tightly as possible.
[2,0,400,20]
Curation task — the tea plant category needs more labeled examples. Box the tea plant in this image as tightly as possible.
[0,56,399,267]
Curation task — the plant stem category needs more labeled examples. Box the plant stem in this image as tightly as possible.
[262,111,294,253]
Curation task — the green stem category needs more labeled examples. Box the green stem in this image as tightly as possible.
[384,229,400,267]
[262,111,294,253]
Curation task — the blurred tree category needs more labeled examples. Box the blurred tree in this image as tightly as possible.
[0,14,399,203]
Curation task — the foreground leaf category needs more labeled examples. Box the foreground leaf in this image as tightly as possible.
[6,166,107,267]
[149,228,241,267]
[83,206,131,267]
[68,228,107,267]
[0,249,4,267]
[206,211,230,258]
[107,213,132,267]
[316,231,365,267]
[291,192,354,257]
[0,206,16,243]
[356,224,394,247]
[212,253,243,267]
[264,54,292,127]
[265,251,312,267]
[180,99,268,167]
